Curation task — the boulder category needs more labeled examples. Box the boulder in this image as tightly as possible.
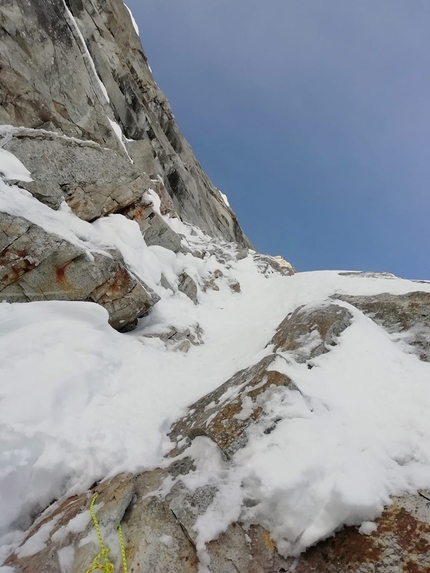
[124,198,183,253]
[270,303,353,362]
[169,354,292,459]
[0,211,158,330]
[140,324,204,352]
[178,272,198,304]
[252,253,296,277]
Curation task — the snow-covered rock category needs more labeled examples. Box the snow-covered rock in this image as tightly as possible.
[0,189,158,331]
[1,1,430,572]
[3,284,430,572]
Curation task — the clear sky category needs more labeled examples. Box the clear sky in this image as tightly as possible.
[127,0,430,279]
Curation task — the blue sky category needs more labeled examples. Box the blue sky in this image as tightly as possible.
[127,0,430,279]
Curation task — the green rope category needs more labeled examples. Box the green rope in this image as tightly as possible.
[118,523,128,573]
[85,494,128,573]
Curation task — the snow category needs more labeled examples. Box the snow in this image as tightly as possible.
[62,1,110,103]
[107,118,134,163]
[0,218,296,545]
[359,521,377,535]
[124,4,139,36]
[52,511,91,544]
[2,154,430,565]
[16,517,60,558]
[199,308,430,556]
[57,545,75,573]
[0,148,32,182]
[2,260,430,565]
[217,189,230,207]
[0,124,103,149]
[0,179,111,259]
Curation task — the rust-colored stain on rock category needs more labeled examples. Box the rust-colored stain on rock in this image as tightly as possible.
[105,268,131,297]
[0,249,37,284]
[55,259,73,285]
[395,508,430,554]
[293,498,430,573]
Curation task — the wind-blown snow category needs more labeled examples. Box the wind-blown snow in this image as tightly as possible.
[1,154,430,565]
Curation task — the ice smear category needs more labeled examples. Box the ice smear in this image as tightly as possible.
[62,1,110,102]
[107,118,134,163]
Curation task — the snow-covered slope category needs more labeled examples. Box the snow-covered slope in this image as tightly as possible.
[1,221,430,569]
[1,144,430,572]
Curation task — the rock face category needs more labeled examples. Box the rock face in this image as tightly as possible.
[0,0,250,246]
[4,128,154,216]
[291,491,430,573]
[169,354,292,459]
[0,0,255,329]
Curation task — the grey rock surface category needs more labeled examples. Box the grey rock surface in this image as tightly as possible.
[0,0,259,329]
[123,197,183,252]
[270,303,353,363]
[291,491,430,573]
[3,466,291,573]
[0,0,251,247]
[0,0,315,570]
[0,211,158,330]
[140,324,204,352]
[169,354,292,460]
[142,212,183,252]
[252,253,296,277]
[335,291,430,362]
[178,272,199,304]
[4,128,153,217]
